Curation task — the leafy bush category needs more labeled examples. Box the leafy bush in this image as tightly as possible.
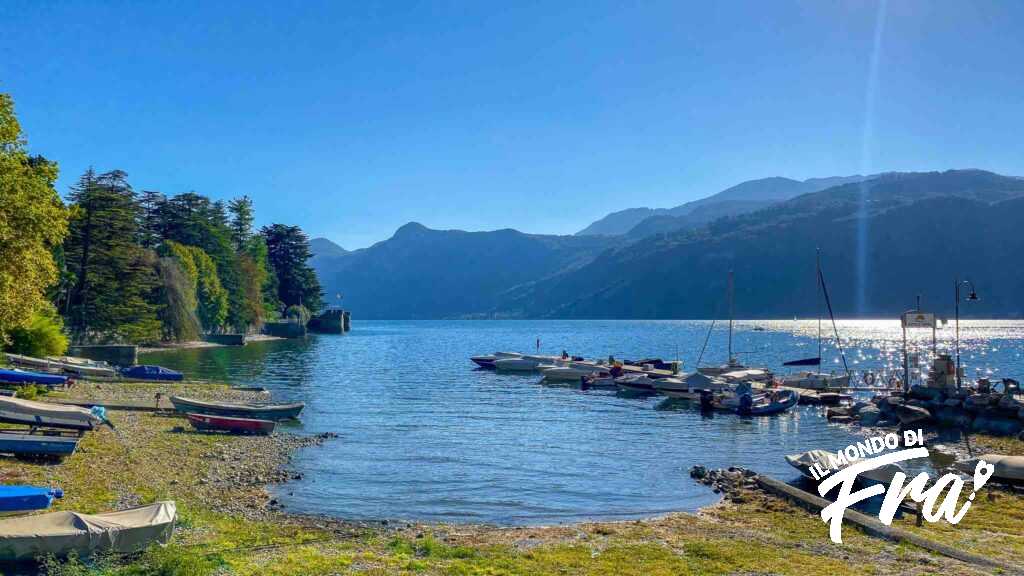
[7,306,68,357]
[284,304,310,325]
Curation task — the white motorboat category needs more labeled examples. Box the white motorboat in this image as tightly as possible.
[470,351,522,369]
[786,449,905,485]
[539,361,605,382]
[781,371,851,390]
[718,369,773,384]
[494,355,563,372]
[653,372,732,400]
[581,371,618,389]
[44,356,118,378]
[614,373,659,393]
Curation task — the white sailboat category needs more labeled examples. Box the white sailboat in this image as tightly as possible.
[697,271,754,376]
[780,250,851,391]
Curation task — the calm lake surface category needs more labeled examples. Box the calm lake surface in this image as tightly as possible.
[145,319,1024,525]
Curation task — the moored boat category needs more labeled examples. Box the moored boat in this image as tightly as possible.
[0,501,176,561]
[494,355,562,372]
[0,396,107,431]
[0,368,68,388]
[781,371,851,391]
[0,486,63,516]
[120,365,184,382]
[187,413,276,435]
[470,351,521,369]
[169,396,304,421]
[0,430,80,458]
[540,361,605,382]
[614,373,659,393]
[786,449,905,485]
[653,372,732,400]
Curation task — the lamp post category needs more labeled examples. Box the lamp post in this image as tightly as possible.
[954,278,979,390]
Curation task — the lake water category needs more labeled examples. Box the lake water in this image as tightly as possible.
[145,319,1024,525]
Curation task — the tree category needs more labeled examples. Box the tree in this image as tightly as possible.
[0,94,69,344]
[7,305,68,357]
[261,224,323,313]
[161,241,228,332]
[137,190,166,249]
[64,169,161,343]
[228,196,255,252]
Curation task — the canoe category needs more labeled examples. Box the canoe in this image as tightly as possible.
[956,454,1024,483]
[120,365,184,382]
[169,396,304,421]
[0,396,106,431]
[187,413,276,435]
[0,486,63,515]
[0,430,80,458]
[0,368,68,388]
[787,449,905,485]
[0,501,176,561]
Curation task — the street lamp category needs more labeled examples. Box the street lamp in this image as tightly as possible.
[954,278,979,390]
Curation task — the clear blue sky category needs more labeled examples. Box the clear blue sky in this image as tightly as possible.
[3,1,1023,249]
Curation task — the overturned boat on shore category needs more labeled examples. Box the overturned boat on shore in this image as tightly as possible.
[0,486,63,516]
[0,397,107,431]
[786,448,905,485]
[0,368,68,388]
[0,501,176,561]
[169,396,304,421]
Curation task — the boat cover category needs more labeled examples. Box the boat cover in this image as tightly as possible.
[0,486,63,513]
[0,501,176,561]
[956,454,1024,481]
[0,368,67,387]
[786,449,902,484]
[0,396,105,428]
[121,365,184,381]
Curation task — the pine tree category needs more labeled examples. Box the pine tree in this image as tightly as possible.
[261,224,323,314]
[64,169,161,343]
[228,196,255,252]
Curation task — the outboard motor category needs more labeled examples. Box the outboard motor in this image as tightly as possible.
[738,393,754,416]
[699,390,714,411]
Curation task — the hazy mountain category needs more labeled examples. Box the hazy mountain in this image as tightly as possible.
[310,222,616,319]
[577,174,868,238]
[309,237,348,258]
[503,170,1024,319]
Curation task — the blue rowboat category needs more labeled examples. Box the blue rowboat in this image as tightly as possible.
[0,431,80,458]
[0,486,63,515]
[0,368,67,388]
[169,396,304,421]
[120,365,184,382]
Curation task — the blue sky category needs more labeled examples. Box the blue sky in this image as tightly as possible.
[3,1,1023,249]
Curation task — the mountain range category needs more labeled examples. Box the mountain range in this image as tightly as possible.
[311,169,1024,319]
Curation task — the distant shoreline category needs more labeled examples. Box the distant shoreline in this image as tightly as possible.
[137,334,285,353]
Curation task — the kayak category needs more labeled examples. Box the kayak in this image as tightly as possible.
[187,413,276,435]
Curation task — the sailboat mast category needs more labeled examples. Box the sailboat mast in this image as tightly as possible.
[728,270,734,361]
[816,249,822,364]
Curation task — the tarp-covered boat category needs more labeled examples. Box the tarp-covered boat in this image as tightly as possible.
[0,501,176,561]
[0,430,80,458]
[187,413,276,435]
[0,486,63,515]
[120,365,184,382]
[0,368,67,388]
[956,454,1024,483]
[169,396,304,421]
[0,397,106,431]
[786,448,905,485]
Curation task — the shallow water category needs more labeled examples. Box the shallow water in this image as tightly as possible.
[145,319,1024,525]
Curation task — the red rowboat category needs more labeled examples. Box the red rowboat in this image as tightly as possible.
[186,413,276,435]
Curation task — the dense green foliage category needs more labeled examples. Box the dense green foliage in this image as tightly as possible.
[0,94,69,344]
[262,224,323,313]
[0,92,323,346]
[6,305,69,357]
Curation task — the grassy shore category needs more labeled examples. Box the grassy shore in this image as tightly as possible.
[2,381,1021,575]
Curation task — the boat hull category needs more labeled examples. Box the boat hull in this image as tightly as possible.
[0,431,79,458]
[0,368,67,388]
[169,396,304,421]
[187,413,276,435]
[0,486,62,515]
